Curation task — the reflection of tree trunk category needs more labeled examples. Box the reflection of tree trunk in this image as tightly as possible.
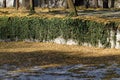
[94,0,98,8]
[111,0,115,8]
[103,0,109,8]
[3,0,6,8]
[67,0,78,16]
[16,0,19,10]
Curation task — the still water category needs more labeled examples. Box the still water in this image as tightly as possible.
[0,63,120,80]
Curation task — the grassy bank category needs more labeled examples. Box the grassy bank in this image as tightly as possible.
[0,8,120,48]
[0,16,118,47]
[0,42,120,67]
[0,8,120,67]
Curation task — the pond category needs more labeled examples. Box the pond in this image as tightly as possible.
[0,63,120,80]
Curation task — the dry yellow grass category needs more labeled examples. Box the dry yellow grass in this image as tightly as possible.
[0,8,120,23]
[0,42,120,67]
[0,8,66,18]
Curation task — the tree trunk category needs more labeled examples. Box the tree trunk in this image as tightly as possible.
[94,0,98,8]
[67,0,78,16]
[41,0,45,7]
[54,0,58,7]
[38,0,41,7]
[22,0,26,7]
[111,0,115,8]
[13,0,16,7]
[46,0,49,8]
[16,0,19,10]
[50,0,54,5]
[75,0,84,6]
[64,0,68,9]
[84,0,90,8]
[3,0,6,8]
[30,0,35,13]
[103,0,109,8]
[61,0,68,8]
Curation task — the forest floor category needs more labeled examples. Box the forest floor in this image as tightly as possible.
[0,8,120,22]
[0,41,120,66]
[0,8,120,79]
[0,42,120,79]
[0,7,120,67]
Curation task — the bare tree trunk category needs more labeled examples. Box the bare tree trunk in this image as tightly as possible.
[3,0,6,8]
[16,0,19,10]
[41,0,45,7]
[38,0,41,7]
[67,0,78,16]
[50,0,54,5]
[103,0,109,8]
[30,0,35,13]
[46,0,49,8]
[111,0,115,8]
[94,0,98,8]
[13,0,16,7]
[84,0,90,8]
[22,0,26,7]
[61,0,68,8]
[65,0,68,9]
[54,0,58,7]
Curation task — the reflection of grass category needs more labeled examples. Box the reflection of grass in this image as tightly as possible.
[0,42,120,67]
[103,71,120,80]
[68,67,86,74]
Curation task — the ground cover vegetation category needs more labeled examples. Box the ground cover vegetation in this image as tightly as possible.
[0,0,120,68]
[0,16,118,48]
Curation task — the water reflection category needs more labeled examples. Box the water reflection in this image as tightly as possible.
[1,64,120,80]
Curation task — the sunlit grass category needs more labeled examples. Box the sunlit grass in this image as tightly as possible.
[0,8,120,23]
